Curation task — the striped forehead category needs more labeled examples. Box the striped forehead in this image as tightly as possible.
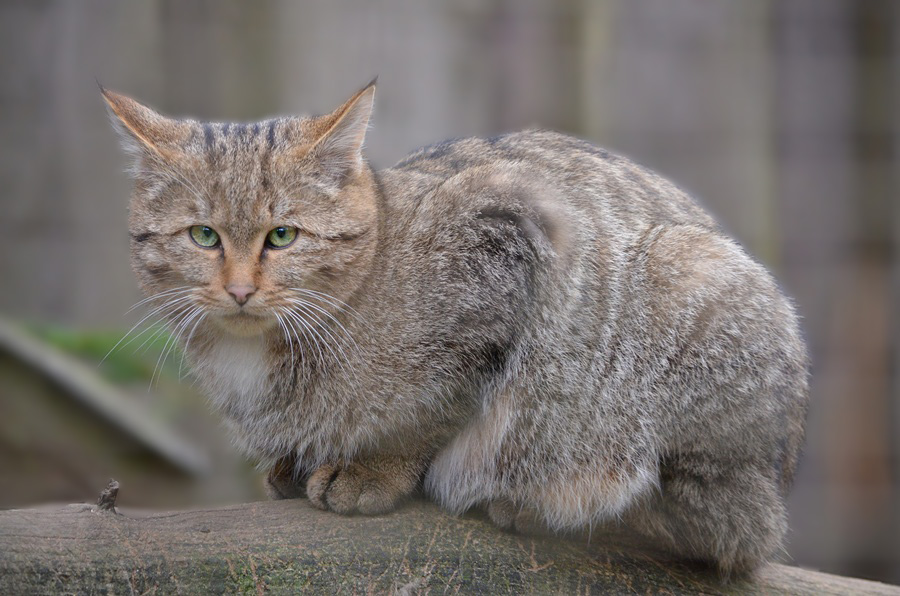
[190,119,302,241]
[198,119,279,155]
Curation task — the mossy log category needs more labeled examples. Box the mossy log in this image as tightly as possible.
[0,499,897,594]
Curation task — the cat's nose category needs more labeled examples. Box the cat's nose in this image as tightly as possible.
[226,283,256,306]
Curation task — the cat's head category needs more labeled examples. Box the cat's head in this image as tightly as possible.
[103,81,379,337]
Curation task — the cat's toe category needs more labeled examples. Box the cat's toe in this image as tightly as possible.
[306,464,338,511]
[306,463,404,515]
[324,466,366,514]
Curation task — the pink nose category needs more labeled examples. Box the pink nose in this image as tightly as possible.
[226,284,256,306]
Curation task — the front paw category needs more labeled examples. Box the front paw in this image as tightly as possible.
[306,458,419,515]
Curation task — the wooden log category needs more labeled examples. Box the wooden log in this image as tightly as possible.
[1,499,897,594]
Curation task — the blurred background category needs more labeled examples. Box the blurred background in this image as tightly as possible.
[0,0,897,584]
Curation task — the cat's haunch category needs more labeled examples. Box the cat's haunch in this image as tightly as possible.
[104,80,809,577]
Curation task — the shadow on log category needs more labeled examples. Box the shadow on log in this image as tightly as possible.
[1,499,897,594]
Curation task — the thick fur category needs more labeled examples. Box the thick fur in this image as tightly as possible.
[104,82,809,577]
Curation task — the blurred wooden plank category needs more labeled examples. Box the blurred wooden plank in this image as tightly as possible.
[0,318,208,477]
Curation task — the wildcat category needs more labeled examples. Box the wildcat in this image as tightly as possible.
[103,80,809,576]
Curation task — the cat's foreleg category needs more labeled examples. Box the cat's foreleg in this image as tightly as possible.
[306,452,429,515]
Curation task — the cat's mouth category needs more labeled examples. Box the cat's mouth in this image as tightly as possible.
[224,310,264,319]
[213,309,277,336]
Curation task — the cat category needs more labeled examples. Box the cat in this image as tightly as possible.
[103,80,809,576]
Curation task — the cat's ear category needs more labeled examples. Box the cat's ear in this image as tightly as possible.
[307,78,376,183]
[100,87,190,168]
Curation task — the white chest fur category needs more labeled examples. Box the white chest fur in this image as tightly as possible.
[199,336,273,418]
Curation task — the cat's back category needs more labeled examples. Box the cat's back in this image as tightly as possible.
[380,129,716,233]
[391,129,618,177]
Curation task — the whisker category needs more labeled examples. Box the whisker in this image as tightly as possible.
[280,307,320,363]
[100,294,195,365]
[179,309,208,380]
[274,312,294,372]
[279,308,309,366]
[150,304,202,390]
[281,311,309,388]
[150,305,197,388]
[125,286,193,315]
[279,308,315,388]
[286,298,361,356]
[289,288,371,329]
[133,318,180,356]
[281,307,332,373]
[284,303,350,376]
[131,298,199,356]
[290,288,358,313]
[286,302,359,370]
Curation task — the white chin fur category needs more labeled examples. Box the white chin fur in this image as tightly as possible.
[210,312,278,337]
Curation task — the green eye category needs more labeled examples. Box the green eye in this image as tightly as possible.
[266,226,297,248]
[189,225,220,248]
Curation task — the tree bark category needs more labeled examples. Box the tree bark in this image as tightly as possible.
[0,499,896,594]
